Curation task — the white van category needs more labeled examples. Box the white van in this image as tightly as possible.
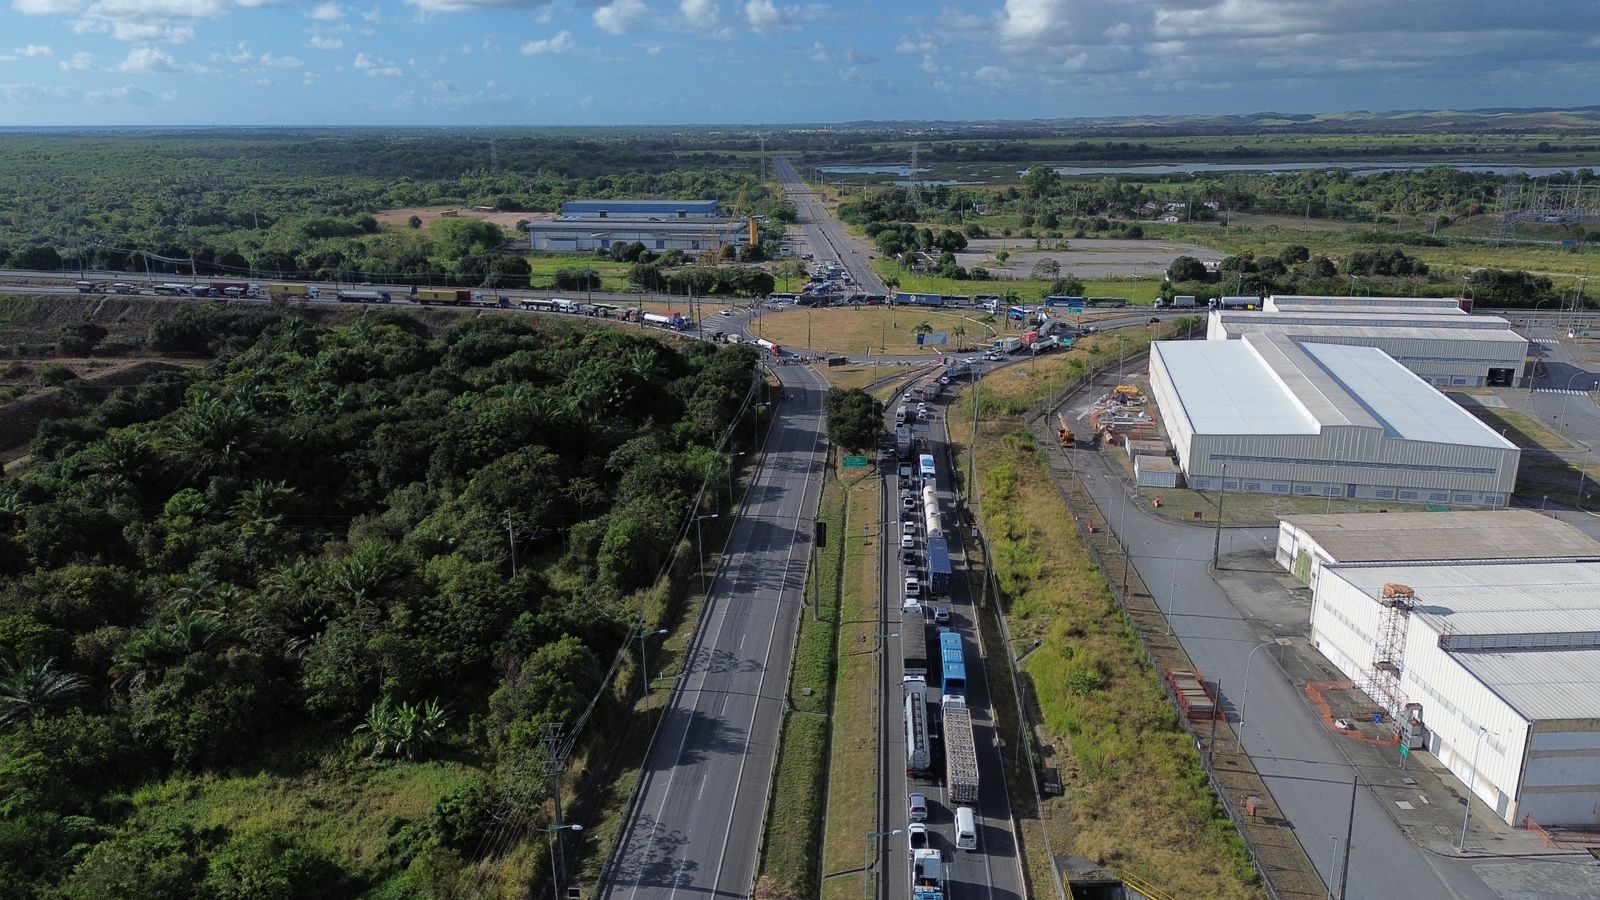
[895,406,908,426]
[955,807,977,851]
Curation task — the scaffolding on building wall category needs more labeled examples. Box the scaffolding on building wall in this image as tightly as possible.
[1358,583,1416,719]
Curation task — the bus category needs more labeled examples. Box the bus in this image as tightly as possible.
[917,453,937,482]
[939,631,966,700]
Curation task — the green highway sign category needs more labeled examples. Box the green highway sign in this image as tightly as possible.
[843,455,870,468]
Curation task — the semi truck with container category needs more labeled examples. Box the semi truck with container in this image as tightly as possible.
[926,538,951,595]
[210,281,251,298]
[991,336,1022,354]
[904,679,932,775]
[754,338,782,356]
[1209,295,1258,310]
[896,426,914,460]
[895,292,944,307]
[268,283,320,299]
[417,288,471,305]
[942,696,980,804]
[901,609,928,679]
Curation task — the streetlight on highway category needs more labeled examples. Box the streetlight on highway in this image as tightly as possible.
[630,616,670,697]
[693,514,719,594]
[727,451,747,501]
[1458,725,1496,853]
[1163,535,1206,637]
[544,822,583,900]
[1557,371,1596,430]
[863,828,904,900]
[1240,637,1293,725]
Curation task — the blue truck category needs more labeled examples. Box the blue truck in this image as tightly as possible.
[896,292,944,307]
[927,537,952,594]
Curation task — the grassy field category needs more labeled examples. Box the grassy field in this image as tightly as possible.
[755,307,1000,355]
[525,255,639,293]
[759,465,849,898]
[879,266,1166,306]
[946,329,1262,898]
[818,470,885,900]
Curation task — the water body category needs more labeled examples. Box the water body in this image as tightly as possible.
[818,165,929,175]
[1044,160,1600,177]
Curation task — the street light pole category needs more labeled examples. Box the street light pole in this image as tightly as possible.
[1558,371,1593,429]
[1457,725,1493,853]
[863,828,903,900]
[545,822,583,900]
[694,514,719,594]
[1240,638,1291,725]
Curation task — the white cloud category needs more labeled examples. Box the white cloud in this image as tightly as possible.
[307,0,341,18]
[353,51,402,76]
[519,30,575,55]
[972,65,1012,86]
[744,0,795,32]
[118,45,181,73]
[401,0,551,14]
[58,50,94,70]
[308,35,343,50]
[680,0,715,27]
[429,78,453,90]
[0,81,157,104]
[260,52,304,67]
[16,44,55,57]
[593,0,646,35]
[12,0,82,14]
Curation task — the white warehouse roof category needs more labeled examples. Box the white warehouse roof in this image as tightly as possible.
[1280,510,1600,563]
[1452,648,1600,722]
[1151,333,1515,448]
[1266,294,1467,314]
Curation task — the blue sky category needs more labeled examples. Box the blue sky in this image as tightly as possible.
[1,0,1597,126]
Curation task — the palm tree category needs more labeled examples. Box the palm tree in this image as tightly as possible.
[914,321,934,337]
[952,324,968,350]
[0,657,89,725]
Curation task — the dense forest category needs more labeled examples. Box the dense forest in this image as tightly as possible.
[0,305,761,896]
[0,132,796,285]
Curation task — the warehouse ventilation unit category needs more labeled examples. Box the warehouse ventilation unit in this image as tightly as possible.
[1360,583,1416,718]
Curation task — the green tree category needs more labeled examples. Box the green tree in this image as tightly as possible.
[1022,164,1061,201]
[1050,275,1086,297]
[408,215,423,229]
[0,657,88,726]
[822,387,883,453]
[1029,258,1060,280]
[1167,255,1209,282]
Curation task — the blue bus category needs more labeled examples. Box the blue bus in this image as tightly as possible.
[939,631,967,699]
[917,453,937,482]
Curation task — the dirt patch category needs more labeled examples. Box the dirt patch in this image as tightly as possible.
[373,206,548,230]
[955,237,1224,280]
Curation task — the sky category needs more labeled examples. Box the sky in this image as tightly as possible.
[0,0,1597,126]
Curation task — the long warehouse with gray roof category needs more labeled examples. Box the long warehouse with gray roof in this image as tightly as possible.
[1207,297,1526,387]
[1148,332,1520,506]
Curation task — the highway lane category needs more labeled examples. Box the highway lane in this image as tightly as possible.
[872,380,1026,900]
[774,158,891,296]
[602,362,828,900]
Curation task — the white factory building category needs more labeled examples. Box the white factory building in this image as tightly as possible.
[1275,510,1600,589]
[1264,294,1470,315]
[1311,560,1600,826]
[1149,333,1520,506]
[1206,303,1526,388]
[526,200,755,253]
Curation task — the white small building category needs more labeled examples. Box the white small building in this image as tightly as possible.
[1312,561,1600,826]
[1276,510,1600,589]
[1149,333,1520,506]
[1206,308,1526,387]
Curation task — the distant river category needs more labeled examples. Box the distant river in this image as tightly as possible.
[1044,161,1600,177]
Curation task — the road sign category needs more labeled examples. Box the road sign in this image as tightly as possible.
[843,455,870,468]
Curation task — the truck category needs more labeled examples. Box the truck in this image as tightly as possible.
[926,538,951,595]
[75,280,102,293]
[991,336,1022,354]
[643,312,692,331]
[901,609,928,678]
[1031,335,1060,354]
[210,281,250,298]
[942,696,980,804]
[336,290,392,303]
[1173,294,1197,308]
[896,292,944,307]
[904,680,932,775]
[909,845,945,900]
[896,426,914,460]
[417,288,471,305]
[268,283,320,299]
[754,338,782,356]
[922,484,940,539]
[1210,295,1257,310]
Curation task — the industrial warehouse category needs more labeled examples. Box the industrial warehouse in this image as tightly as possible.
[1206,300,1527,387]
[1310,559,1600,827]
[1276,510,1600,589]
[525,199,756,253]
[1148,332,1520,506]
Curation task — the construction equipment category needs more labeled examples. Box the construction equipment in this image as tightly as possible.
[704,185,751,266]
[1113,384,1143,401]
[1056,413,1076,449]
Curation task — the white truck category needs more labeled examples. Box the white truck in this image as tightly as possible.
[909,844,945,900]
[1173,294,1197,308]
[942,696,979,804]
[1030,335,1060,354]
[991,336,1022,355]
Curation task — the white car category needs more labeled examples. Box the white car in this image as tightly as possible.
[904,576,921,597]
[917,409,931,420]
[900,534,916,550]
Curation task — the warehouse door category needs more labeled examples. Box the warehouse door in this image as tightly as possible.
[1346,483,1357,498]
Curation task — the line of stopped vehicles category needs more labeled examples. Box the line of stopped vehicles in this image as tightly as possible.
[894,380,977,900]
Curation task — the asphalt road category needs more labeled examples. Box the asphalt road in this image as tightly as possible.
[774,157,891,296]
[1065,369,1600,899]
[601,362,828,900]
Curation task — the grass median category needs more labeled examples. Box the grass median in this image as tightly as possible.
[949,339,1263,898]
[819,471,885,900]
[758,464,849,899]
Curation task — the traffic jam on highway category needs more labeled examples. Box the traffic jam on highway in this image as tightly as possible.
[890,375,981,898]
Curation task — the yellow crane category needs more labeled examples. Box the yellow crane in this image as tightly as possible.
[704,185,752,267]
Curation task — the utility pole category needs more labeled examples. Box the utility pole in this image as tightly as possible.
[505,509,517,577]
[543,724,569,896]
[1211,463,1229,570]
[1338,774,1357,899]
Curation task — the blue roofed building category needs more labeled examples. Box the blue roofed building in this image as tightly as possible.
[558,199,721,219]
